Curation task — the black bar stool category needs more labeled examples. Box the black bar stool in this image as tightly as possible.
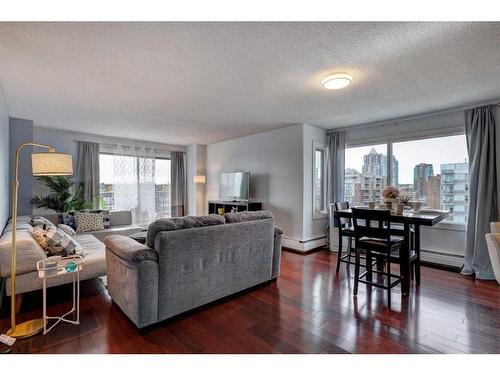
[351,208,404,307]
[334,202,356,273]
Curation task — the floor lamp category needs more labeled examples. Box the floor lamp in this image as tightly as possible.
[6,142,73,339]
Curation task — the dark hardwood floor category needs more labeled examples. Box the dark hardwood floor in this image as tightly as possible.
[1,249,499,354]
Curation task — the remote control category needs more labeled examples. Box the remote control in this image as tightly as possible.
[0,334,16,346]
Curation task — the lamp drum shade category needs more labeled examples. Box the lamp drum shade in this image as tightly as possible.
[193,175,206,184]
[31,152,73,176]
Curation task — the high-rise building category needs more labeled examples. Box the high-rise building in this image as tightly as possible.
[413,163,434,199]
[426,174,441,209]
[441,162,469,223]
[344,167,386,206]
[362,148,399,185]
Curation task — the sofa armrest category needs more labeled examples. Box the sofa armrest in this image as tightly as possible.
[104,235,159,328]
[490,222,500,234]
[272,226,283,279]
[485,233,500,284]
[104,235,158,264]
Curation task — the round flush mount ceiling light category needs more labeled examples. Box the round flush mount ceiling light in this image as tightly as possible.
[321,73,353,90]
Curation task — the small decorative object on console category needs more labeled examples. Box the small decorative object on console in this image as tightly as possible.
[395,203,405,215]
[381,186,400,209]
[398,193,412,207]
[64,261,77,272]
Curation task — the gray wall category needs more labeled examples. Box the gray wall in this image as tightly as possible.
[9,117,34,216]
[207,124,304,240]
[0,83,9,229]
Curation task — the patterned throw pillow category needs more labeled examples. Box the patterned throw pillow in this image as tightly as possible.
[44,226,84,257]
[58,223,76,238]
[89,210,111,229]
[75,212,104,233]
[32,226,50,251]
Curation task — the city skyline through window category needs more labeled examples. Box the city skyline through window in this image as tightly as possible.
[344,134,468,223]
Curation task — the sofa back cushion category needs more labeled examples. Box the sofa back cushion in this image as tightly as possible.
[155,218,274,321]
[146,215,225,248]
[224,210,274,223]
[109,211,133,227]
[0,231,47,277]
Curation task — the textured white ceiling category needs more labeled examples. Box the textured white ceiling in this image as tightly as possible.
[0,22,499,145]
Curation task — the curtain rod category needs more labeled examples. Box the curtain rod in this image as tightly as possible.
[327,99,500,133]
[95,142,178,154]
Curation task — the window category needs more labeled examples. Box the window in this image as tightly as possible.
[313,142,327,219]
[344,143,388,206]
[392,134,468,224]
[344,134,468,225]
[99,153,171,224]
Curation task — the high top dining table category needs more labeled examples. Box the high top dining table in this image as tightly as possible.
[334,207,449,295]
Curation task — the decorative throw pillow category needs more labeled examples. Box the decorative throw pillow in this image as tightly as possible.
[89,209,111,229]
[75,212,104,233]
[59,212,76,229]
[31,216,55,228]
[58,223,76,238]
[44,226,84,257]
[32,226,50,251]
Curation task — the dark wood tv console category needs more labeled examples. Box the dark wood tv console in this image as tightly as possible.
[208,200,263,214]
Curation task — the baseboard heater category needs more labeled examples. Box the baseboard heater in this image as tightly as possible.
[282,235,326,252]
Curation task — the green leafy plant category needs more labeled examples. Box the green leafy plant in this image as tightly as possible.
[32,176,93,212]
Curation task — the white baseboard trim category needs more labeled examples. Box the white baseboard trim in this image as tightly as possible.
[420,249,463,268]
[282,236,326,252]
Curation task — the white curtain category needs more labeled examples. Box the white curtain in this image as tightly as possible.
[111,146,157,225]
[137,148,156,225]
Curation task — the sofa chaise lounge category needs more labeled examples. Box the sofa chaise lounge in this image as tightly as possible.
[0,216,106,307]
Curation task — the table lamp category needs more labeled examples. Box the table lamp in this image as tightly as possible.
[6,142,73,339]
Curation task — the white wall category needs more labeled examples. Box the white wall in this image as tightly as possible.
[302,124,327,241]
[207,124,304,240]
[0,83,9,229]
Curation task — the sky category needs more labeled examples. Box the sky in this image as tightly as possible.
[345,134,468,184]
[99,154,171,184]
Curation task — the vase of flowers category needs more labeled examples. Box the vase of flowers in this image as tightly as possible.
[381,186,400,209]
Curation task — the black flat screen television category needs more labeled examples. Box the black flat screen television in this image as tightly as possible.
[219,172,250,202]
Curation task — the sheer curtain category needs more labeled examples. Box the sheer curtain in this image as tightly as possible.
[111,146,157,225]
[137,148,156,225]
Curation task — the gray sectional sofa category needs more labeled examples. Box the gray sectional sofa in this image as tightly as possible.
[104,211,282,328]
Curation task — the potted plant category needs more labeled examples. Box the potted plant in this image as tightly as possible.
[32,176,93,213]
[381,186,400,209]
[398,193,412,208]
